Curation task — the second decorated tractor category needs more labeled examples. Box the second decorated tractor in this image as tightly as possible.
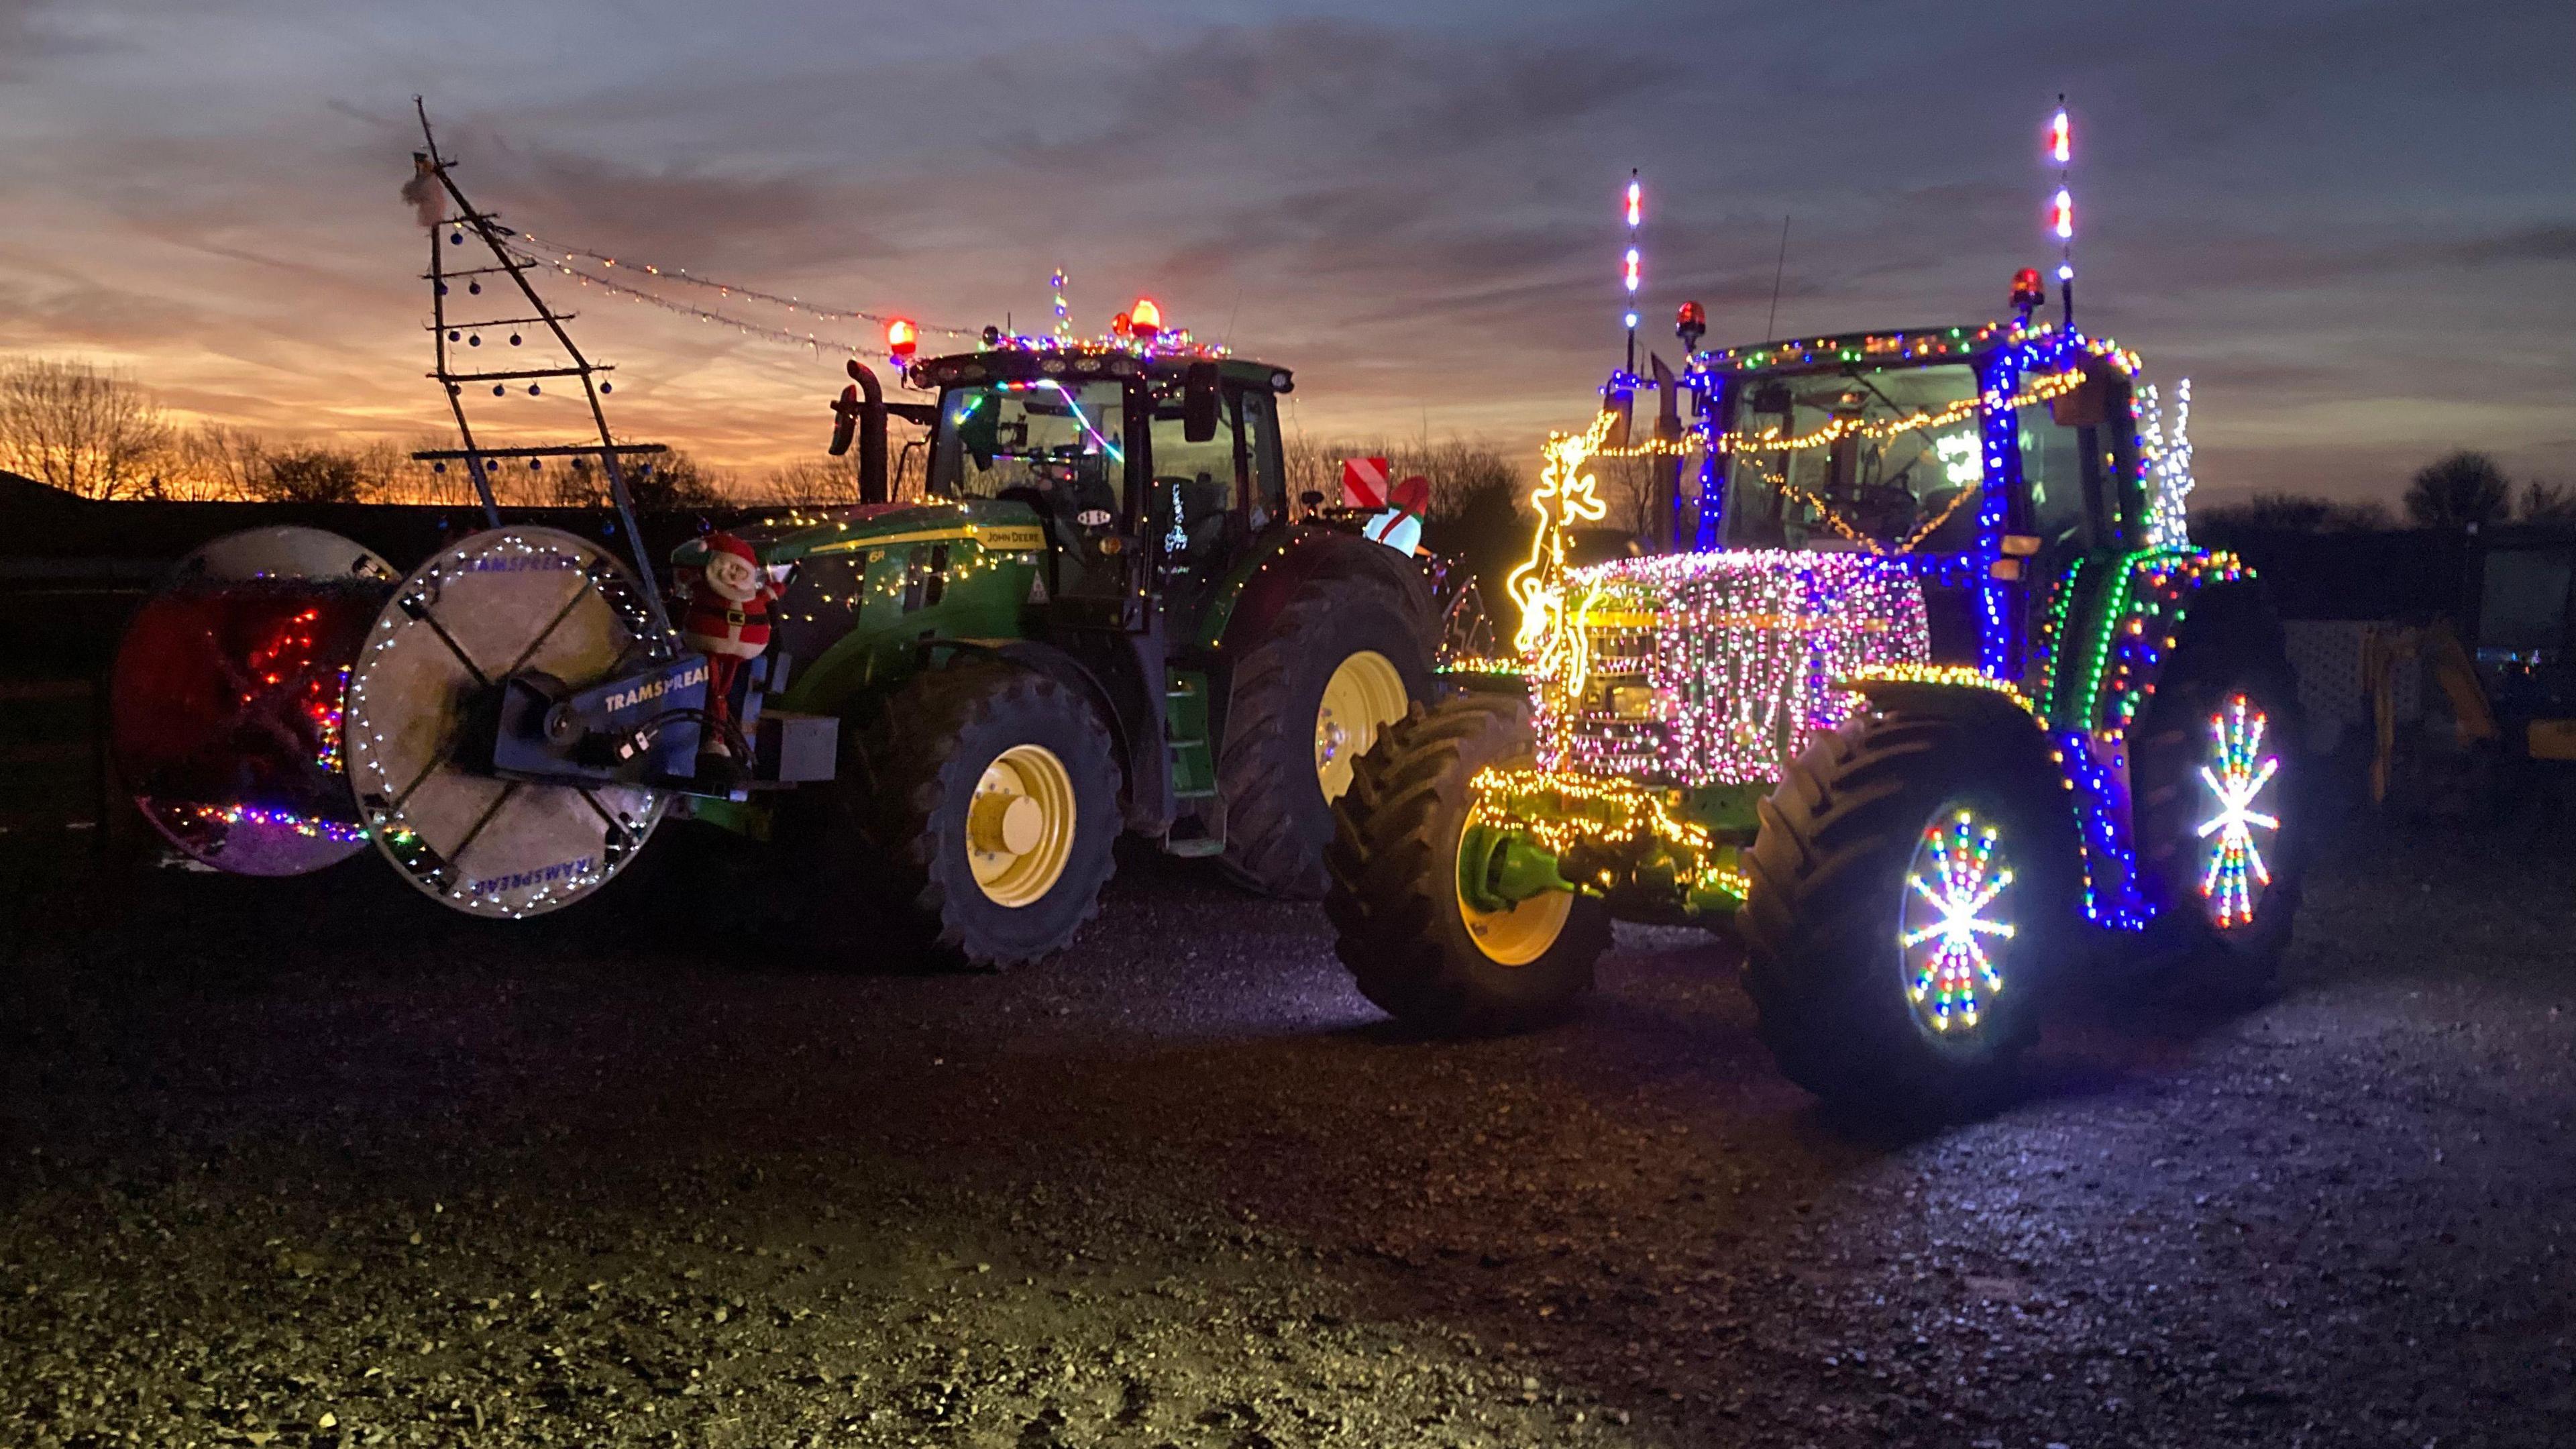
[1327,302,2305,1116]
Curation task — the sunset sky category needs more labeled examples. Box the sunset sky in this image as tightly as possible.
[2,0,2569,502]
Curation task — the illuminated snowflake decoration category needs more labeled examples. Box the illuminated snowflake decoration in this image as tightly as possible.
[2196,694,2279,927]
[1900,809,2016,1033]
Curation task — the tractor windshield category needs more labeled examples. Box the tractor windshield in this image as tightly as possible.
[1719,362,1984,553]
[928,378,1127,523]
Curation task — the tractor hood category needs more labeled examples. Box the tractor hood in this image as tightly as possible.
[672,498,1048,571]
[1532,549,1931,788]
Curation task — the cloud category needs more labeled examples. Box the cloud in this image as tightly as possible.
[0,0,117,81]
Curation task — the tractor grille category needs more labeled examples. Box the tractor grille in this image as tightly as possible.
[1564,614,1670,780]
[1536,554,1931,788]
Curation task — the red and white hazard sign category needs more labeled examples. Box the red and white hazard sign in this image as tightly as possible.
[1340,456,1390,509]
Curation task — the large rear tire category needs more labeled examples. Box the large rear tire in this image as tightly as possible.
[1324,697,1611,1034]
[1741,708,2078,1120]
[2130,628,2307,1003]
[1219,582,1429,899]
[835,661,1119,968]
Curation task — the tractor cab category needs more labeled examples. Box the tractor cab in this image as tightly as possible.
[1637,319,2153,681]
[906,341,1298,633]
[1474,315,2171,816]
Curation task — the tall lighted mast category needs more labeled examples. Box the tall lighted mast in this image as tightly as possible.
[2049,97,2076,327]
[1622,169,1643,372]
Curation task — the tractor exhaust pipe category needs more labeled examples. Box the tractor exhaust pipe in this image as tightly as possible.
[829,358,890,504]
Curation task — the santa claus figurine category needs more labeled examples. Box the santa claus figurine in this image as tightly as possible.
[679,531,787,767]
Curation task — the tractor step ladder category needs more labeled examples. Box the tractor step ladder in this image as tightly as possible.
[1161,667,1225,855]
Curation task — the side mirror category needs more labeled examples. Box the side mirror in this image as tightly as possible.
[828,384,860,457]
[1183,362,1222,443]
[2047,372,2109,428]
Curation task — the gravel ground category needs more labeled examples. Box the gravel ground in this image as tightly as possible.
[1,808,2571,1449]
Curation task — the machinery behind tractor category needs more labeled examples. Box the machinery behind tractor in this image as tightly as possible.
[2361,524,2576,816]
[1327,290,2306,1118]
[107,114,1444,966]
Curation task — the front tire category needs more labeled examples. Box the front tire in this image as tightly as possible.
[1741,708,2078,1119]
[838,661,1119,968]
[1324,697,1612,1034]
[1219,582,1429,899]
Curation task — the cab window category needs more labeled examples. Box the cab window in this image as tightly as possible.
[928,379,1126,525]
[2016,366,2131,551]
[1720,362,1984,553]
[1239,389,1286,531]
[1146,375,1242,574]
[2018,398,2089,549]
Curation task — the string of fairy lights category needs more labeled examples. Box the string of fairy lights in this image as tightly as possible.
[500,244,884,358]
[491,231,1211,389]
[1467,763,1754,904]
[511,231,979,339]
[1530,549,1931,789]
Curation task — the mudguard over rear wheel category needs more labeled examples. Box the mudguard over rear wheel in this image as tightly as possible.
[1324,696,1612,1034]
[1741,708,2078,1120]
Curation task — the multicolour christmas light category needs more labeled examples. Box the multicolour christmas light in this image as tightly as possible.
[1900,808,2015,1033]
[2025,545,2255,928]
[1534,549,1930,788]
[176,802,370,845]
[2196,694,2279,927]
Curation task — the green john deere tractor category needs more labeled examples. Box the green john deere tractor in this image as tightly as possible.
[680,339,1442,965]
[1327,307,2306,1118]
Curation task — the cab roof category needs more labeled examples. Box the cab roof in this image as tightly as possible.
[1688,322,2010,378]
[907,345,1293,394]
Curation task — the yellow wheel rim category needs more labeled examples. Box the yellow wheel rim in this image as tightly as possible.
[1454,804,1573,966]
[1314,649,1408,802]
[966,744,1077,908]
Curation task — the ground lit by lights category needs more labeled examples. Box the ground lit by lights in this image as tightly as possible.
[1901,810,2015,1032]
[2196,694,2279,927]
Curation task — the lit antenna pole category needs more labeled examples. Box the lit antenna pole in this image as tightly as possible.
[2049,96,2075,329]
[1051,268,1071,340]
[1622,169,1642,372]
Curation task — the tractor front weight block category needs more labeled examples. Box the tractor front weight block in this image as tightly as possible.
[1468,767,1751,924]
